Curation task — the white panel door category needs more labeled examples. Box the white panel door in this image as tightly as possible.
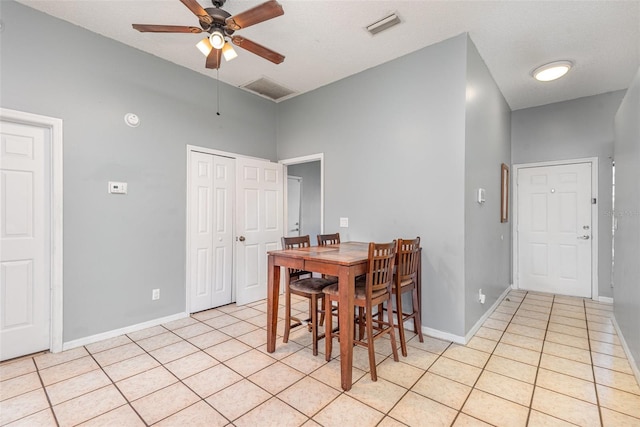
[188,152,234,312]
[517,163,592,297]
[287,176,301,236]
[236,158,283,305]
[0,121,50,360]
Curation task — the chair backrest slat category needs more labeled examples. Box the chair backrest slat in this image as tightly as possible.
[396,237,420,283]
[282,235,312,277]
[366,241,397,298]
[317,233,340,246]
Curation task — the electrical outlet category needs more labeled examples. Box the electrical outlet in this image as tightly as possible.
[478,289,486,304]
[152,289,160,300]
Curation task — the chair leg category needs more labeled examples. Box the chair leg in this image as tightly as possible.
[283,286,291,343]
[319,295,325,327]
[396,289,408,357]
[311,294,319,356]
[358,307,365,340]
[387,298,399,362]
[365,306,378,381]
[325,295,333,362]
[412,286,424,342]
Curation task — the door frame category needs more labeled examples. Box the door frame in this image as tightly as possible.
[512,157,599,299]
[185,144,276,313]
[0,108,64,354]
[280,153,325,237]
[286,175,302,236]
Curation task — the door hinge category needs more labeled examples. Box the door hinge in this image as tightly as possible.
[592,198,597,204]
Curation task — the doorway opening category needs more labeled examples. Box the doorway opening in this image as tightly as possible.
[280,154,324,240]
[512,157,599,299]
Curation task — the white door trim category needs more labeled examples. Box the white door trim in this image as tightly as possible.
[512,157,599,299]
[279,153,325,235]
[0,108,64,353]
[185,144,274,313]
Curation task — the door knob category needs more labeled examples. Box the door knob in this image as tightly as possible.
[577,235,590,240]
[238,236,246,242]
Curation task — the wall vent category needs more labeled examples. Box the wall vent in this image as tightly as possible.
[366,13,401,35]
[241,77,296,101]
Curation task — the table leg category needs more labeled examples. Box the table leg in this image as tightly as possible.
[338,267,355,391]
[266,254,280,353]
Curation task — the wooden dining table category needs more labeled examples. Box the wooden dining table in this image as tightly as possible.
[266,241,370,391]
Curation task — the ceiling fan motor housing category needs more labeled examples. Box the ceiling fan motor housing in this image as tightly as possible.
[203,7,233,34]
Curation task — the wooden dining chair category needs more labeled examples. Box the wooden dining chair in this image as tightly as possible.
[323,241,399,381]
[383,237,423,356]
[281,235,337,356]
[317,232,340,246]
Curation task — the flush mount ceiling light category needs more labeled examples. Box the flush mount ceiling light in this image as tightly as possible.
[366,13,401,35]
[532,60,573,82]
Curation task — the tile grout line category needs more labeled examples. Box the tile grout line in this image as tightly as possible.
[83,347,149,427]
[585,299,605,427]
[449,290,526,426]
[524,293,556,426]
[33,356,62,427]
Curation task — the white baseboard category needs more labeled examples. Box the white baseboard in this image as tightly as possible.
[62,312,189,351]
[463,286,512,344]
[422,327,466,345]
[597,296,614,304]
[611,316,640,388]
[420,285,512,345]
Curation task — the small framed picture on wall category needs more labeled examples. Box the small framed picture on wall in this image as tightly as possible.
[501,163,509,223]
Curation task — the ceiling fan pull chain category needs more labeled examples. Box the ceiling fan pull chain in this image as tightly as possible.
[216,68,221,116]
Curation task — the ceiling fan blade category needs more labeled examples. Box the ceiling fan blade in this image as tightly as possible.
[206,48,223,69]
[231,36,284,64]
[179,0,213,25]
[226,0,284,30]
[132,24,202,33]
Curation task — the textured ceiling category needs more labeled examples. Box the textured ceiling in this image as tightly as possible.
[13,0,640,110]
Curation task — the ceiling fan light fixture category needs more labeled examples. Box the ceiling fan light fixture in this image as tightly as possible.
[532,60,573,82]
[196,37,213,56]
[222,42,238,61]
[209,29,225,50]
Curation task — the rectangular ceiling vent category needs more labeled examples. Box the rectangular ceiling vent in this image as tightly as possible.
[241,77,296,101]
[366,13,401,35]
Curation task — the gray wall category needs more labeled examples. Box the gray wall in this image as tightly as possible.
[1,2,278,341]
[511,91,626,298]
[463,38,512,332]
[278,34,470,337]
[613,68,640,373]
[287,162,322,241]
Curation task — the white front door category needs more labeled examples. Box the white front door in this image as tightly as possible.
[188,152,234,312]
[517,162,593,297]
[235,157,283,305]
[0,121,50,360]
[287,176,301,236]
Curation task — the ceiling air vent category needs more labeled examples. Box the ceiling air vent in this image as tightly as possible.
[241,77,296,101]
[366,13,401,35]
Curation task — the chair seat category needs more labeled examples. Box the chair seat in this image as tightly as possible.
[290,277,337,294]
[393,278,414,289]
[323,280,386,300]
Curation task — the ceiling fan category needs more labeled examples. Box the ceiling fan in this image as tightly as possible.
[132,0,285,70]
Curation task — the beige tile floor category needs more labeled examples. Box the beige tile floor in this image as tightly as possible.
[2,290,640,426]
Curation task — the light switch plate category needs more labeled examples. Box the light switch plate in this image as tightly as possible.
[108,181,128,194]
[477,188,486,204]
[339,217,349,228]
